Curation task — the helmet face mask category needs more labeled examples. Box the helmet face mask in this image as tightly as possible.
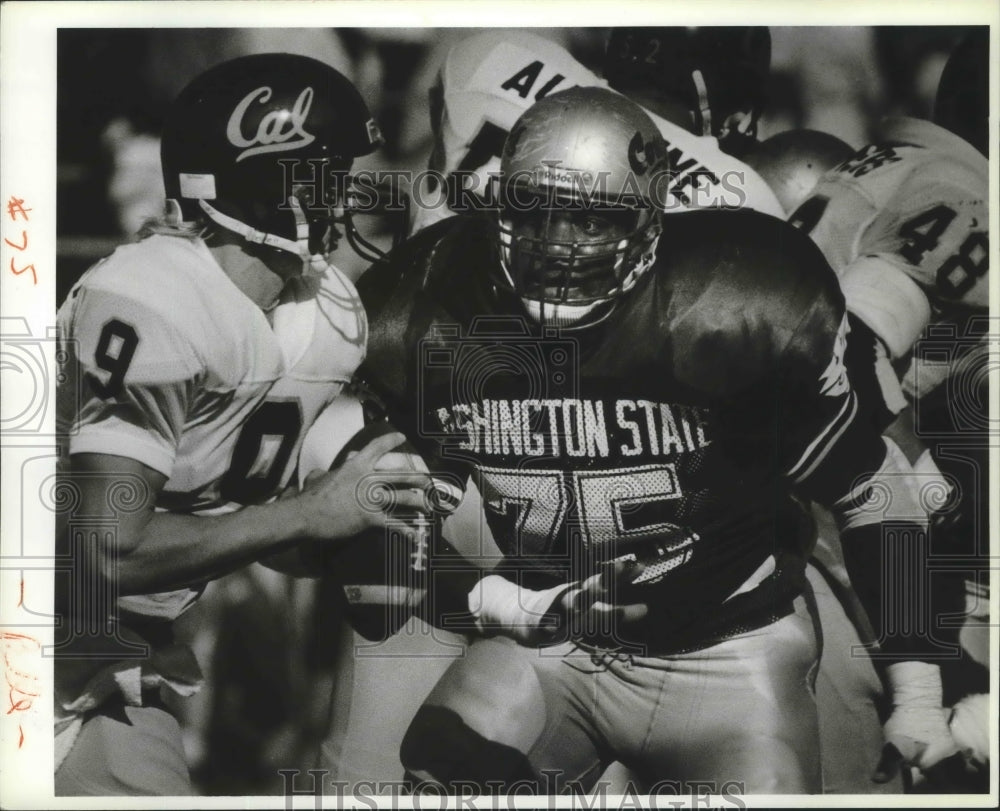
[497,203,659,326]
[493,87,667,330]
[289,174,390,266]
[160,53,388,268]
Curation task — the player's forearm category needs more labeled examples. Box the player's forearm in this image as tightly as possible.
[833,438,941,661]
[839,523,930,661]
[107,498,310,594]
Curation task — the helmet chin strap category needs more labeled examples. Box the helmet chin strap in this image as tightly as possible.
[198,199,303,256]
[198,197,331,279]
[520,297,606,328]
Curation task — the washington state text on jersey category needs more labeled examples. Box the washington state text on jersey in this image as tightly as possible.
[435,398,711,460]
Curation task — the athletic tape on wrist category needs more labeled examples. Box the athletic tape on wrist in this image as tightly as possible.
[468,574,569,634]
[887,661,943,709]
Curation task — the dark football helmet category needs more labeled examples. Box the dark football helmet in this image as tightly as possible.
[744,129,854,215]
[604,27,771,157]
[934,30,989,156]
[161,53,389,265]
[495,86,667,329]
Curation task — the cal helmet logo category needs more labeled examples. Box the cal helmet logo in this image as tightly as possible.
[819,315,850,397]
[226,86,315,163]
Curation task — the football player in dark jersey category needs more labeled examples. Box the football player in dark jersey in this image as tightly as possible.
[318,25,780,790]
[352,86,959,794]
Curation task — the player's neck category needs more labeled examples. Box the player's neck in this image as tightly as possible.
[205,235,301,313]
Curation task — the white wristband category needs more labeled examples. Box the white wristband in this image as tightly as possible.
[468,574,570,637]
[886,661,943,709]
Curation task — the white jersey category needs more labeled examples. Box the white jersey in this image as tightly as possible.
[57,234,367,619]
[411,31,783,232]
[793,117,988,398]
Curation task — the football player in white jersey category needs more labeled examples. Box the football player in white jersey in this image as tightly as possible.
[408,28,783,233]
[783,31,990,791]
[743,125,903,793]
[53,54,435,796]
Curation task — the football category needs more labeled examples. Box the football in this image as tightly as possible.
[334,415,430,473]
[298,394,443,641]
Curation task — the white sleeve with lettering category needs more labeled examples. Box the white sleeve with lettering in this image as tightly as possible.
[436,31,603,180]
[415,29,785,231]
[411,31,604,234]
[647,113,784,217]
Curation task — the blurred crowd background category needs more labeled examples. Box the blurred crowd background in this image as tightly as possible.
[55,25,981,795]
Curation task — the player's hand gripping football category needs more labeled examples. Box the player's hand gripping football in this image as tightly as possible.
[874,661,963,786]
[470,560,650,647]
[293,430,435,540]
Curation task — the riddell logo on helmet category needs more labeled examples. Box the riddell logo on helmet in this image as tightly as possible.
[226,86,315,163]
[534,162,594,186]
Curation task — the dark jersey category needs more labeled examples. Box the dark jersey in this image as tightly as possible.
[358,211,889,652]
